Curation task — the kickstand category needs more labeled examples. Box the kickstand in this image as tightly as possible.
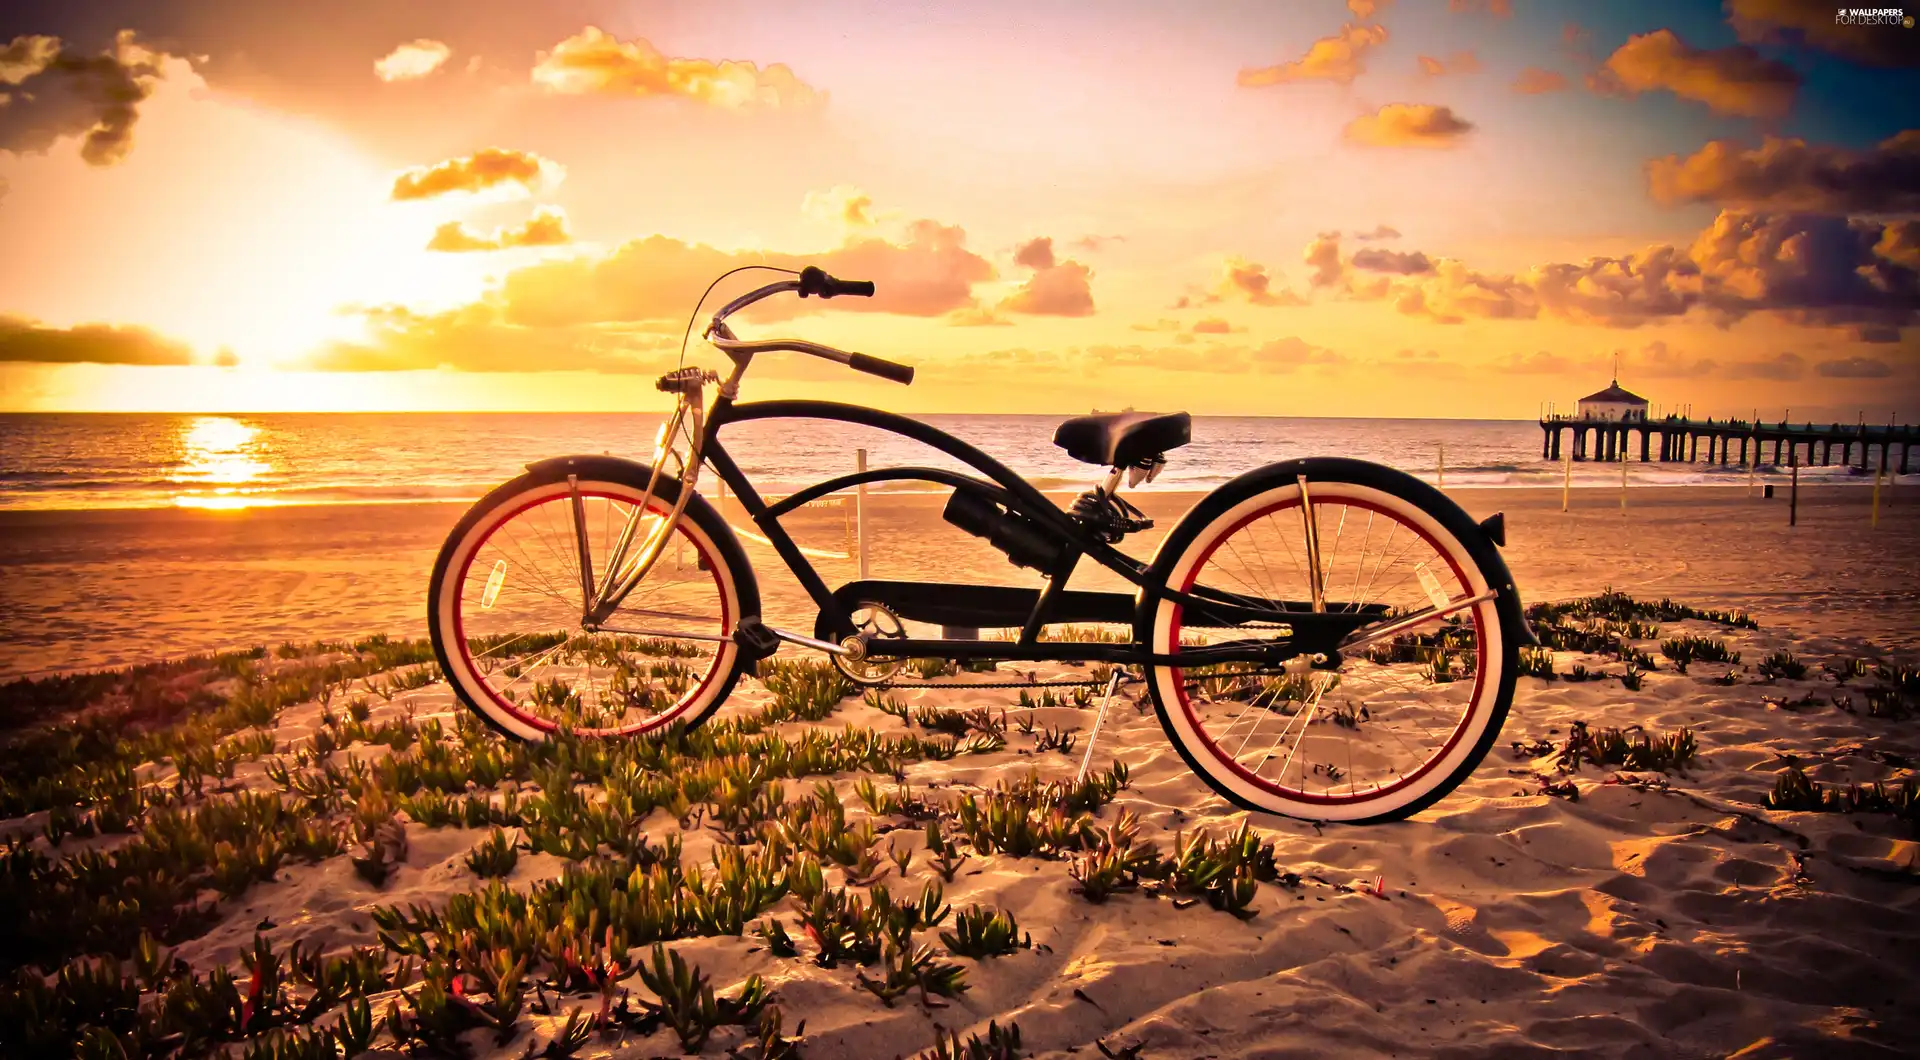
[1075,667,1127,784]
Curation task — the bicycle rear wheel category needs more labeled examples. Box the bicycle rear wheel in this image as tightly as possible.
[1140,458,1517,823]
[428,458,757,741]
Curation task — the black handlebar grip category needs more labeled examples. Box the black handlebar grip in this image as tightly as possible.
[798,265,876,298]
[848,352,915,385]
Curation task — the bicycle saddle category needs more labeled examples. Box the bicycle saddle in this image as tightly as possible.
[1053,411,1191,467]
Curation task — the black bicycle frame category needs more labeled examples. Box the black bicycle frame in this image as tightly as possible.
[692,395,1381,666]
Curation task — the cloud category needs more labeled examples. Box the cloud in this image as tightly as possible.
[1013,236,1057,270]
[1082,338,1340,374]
[1215,257,1307,306]
[426,207,573,253]
[1343,103,1474,148]
[1347,0,1392,20]
[1352,247,1435,274]
[1353,224,1402,241]
[947,306,1013,327]
[1727,0,1920,68]
[1511,67,1571,94]
[1418,51,1481,77]
[1724,351,1806,380]
[497,218,996,326]
[1625,339,1719,378]
[1192,317,1235,334]
[0,315,193,365]
[1244,337,1344,373]
[1877,220,1920,269]
[1817,355,1894,378]
[532,26,820,109]
[1073,234,1126,252]
[1320,210,1920,334]
[1239,23,1389,87]
[390,147,562,201]
[1645,131,1920,214]
[374,39,452,82]
[1305,233,1345,288]
[0,31,164,166]
[803,185,876,229]
[310,303,678,374]
[1593,29,1799,118]
[1002,259,1095,317]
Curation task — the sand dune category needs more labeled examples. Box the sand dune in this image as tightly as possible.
[2,484,1916,1058]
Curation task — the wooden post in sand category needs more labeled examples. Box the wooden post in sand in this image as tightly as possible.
[1789,445,1799,528]
[1873,443,1887,529]
[1561,449,1572,512]
[1437,443,1445,490]
[1619,450,1628,513]
[856,448,871,580]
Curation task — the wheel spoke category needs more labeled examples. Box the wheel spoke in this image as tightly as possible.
[435,483,736,739]
[1154,483,1505,818]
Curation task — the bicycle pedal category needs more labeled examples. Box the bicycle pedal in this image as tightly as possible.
[733,617,782,662]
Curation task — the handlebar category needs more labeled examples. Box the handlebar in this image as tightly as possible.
[798,265,875,299]
[701,266,914,385]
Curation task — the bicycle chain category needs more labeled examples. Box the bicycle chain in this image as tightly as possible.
[867,666,1300,692]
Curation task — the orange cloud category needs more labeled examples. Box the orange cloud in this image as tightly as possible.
[498,218,995,326]
[1343,103,1474,148]
[427,207,573,253]
[1352,224,1402,241]
[1239,23,1388,87]
[1346,0,1392,20]
[1645,131,1920,214]
[803,185,876,229]
[1418,51,1481,77]
[311,303,677,374]
[374,39,451,82]
[1192,317,1234,334]
[1727,0,1920,68]
[947,306,1013,327]
[1013,237,1057,270]
[0,314,193,365]
[390,147,562,201]
[1511,67,1570,94]
[0,31,163,166]
[1594,29,1799,118]
[1001,260,1095,316]
[1817,356,1893,378]
[532,27,819,109]
[1215,257,1307,306]
[1352,247,1435,274]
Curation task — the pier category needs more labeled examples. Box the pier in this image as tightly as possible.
[1539,415,1918,473]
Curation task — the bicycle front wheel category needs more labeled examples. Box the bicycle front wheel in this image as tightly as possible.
[428,458,757,741]
[1140,458,1517,823]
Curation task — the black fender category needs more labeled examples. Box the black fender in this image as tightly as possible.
[1135,457,1538,648]
[521,454,762,624]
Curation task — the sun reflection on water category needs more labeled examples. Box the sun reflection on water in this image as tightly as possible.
[171,416,276,509]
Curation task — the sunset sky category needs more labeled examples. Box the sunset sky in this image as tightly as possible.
[1,0,1916,419]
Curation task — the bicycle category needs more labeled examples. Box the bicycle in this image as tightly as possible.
[427,266,1539,822]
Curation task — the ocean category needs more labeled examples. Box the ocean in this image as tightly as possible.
[0,412,1892,512]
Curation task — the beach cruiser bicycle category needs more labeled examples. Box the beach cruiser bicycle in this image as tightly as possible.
[428,266,1538,822]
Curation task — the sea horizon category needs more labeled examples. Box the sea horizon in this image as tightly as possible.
[1,409,1903,513]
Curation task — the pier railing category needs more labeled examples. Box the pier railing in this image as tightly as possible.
[1537,415,1916,472]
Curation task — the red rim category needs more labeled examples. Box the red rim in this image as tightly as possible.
[450,487,732,736]
[1167,493,1488,806]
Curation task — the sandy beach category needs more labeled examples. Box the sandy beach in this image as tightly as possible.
[3,483,1916,678]
[3,483,1918,1058]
